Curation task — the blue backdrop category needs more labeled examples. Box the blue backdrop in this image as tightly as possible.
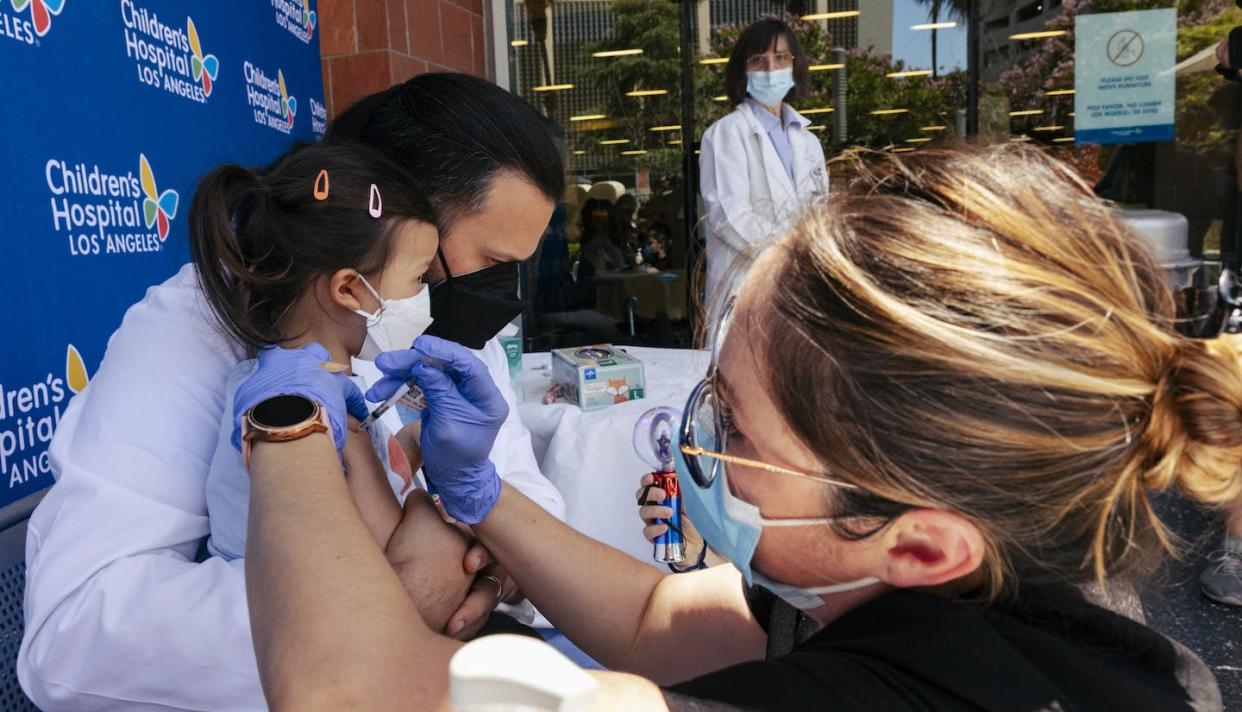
[0,0,324,508]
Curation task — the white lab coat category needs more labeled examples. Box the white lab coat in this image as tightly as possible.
[18,263,565,711]
[699,103,829,304]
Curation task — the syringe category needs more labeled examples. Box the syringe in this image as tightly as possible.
[357,381,427,430]
[355,356,444,431]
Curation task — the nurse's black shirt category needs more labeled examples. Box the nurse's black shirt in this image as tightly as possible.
[662,586,1220,711]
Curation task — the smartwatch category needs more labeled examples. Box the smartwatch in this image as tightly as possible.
[241,394,330,468]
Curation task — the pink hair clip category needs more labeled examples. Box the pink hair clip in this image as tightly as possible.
[313,169,330,200]
[368,183,382,218]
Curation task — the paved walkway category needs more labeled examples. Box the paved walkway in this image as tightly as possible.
[1144,494,1241,709]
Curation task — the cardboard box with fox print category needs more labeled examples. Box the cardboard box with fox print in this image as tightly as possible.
[551,344,646,412]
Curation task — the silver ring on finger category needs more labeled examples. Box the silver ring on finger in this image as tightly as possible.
[479,574,504,604]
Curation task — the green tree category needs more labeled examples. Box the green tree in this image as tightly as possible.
[578,0,705,175]
[1176,4,1242,157]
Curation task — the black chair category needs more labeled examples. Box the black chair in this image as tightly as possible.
[0,492,46,711]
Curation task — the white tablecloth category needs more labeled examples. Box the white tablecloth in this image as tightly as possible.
[517,346,709,567]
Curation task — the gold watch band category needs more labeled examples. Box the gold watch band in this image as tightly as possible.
[241,398,330,469]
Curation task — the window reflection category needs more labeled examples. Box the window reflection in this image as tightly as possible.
[986,1,1239,261]
[509,0,1238,350]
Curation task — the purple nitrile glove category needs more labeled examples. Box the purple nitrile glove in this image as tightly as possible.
[232,343,369,454]
[366,335,508,524]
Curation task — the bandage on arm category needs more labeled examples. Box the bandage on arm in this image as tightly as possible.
[391,418,422,494]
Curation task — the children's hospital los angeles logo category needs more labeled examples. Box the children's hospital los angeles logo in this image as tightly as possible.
[120,2,219,104]
[245,62,297,135]
[188,18,219,95]
[44,152,179,256]
[140,153,179,240]
[0,344,89,489]
[1,0,64,46]
[272,0,315,44]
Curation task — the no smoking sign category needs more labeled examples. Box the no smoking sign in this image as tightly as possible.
[1107,28,1144,67]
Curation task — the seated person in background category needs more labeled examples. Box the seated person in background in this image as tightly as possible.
[580,198,627,272]
[642,223,672,271]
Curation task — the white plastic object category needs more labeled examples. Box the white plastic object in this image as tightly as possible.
[1118,208,1200,289]
[586,180,625,205]
[1119,209,1190,263]
[449,635,599,712]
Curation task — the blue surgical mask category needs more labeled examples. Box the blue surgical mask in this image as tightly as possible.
[746,68,794,108]
[677,449,879,612]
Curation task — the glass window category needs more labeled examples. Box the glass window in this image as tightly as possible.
[1017,2,1047,24]
[984,2,1239,261]
[509,1,1238,350]
[510,0,692,351]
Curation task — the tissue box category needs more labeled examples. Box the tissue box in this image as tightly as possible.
[551,344,646,411]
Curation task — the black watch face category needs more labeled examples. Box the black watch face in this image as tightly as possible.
[252,395,316,428]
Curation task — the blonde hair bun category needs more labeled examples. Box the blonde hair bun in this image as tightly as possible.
[751,143,1242,599]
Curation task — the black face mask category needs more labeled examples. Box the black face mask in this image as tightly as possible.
[425,253,525,350]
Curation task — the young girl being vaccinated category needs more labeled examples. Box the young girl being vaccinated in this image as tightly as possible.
[188,143,451,623]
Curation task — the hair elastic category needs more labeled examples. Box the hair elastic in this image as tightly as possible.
[313,169,330,200]
[368,183,383,218]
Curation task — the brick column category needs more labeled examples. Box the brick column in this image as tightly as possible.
[320,0,489,120]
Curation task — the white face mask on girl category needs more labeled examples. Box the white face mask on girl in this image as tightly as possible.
[352,276,434,361]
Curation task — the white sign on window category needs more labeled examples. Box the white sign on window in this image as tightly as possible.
[1074,8,1176,145]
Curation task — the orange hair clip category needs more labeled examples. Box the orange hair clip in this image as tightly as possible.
[313,169,330,200]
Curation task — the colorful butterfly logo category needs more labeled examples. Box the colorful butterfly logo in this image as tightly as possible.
[302,0,317,35]
[187,18,219,97]
[140,154,179,241]
[278,70,297,128]
[11,0,65,37]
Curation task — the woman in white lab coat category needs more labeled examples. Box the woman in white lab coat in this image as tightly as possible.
[700,18,829,304]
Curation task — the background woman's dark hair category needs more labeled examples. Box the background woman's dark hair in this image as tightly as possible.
[579,198,614,239]
[326,72,565,231]
[189,142,435,354]
[611,193,639,243]
[724,19,810,107]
